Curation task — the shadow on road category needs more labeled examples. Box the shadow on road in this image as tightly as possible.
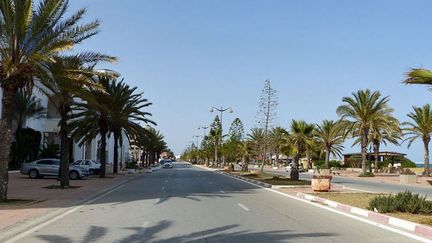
[36,220,337,243]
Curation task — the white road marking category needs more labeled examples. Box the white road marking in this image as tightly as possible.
[238,203,250,212]
[220,190,225,193]
[208,181,213,184]
[218,172,432,243]
[164,180,168,183]
[5,184,126,243]
[161,186,165,190]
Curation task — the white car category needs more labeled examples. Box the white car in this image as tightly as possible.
[72,160,101,175]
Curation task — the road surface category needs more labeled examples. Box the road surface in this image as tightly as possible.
[9,162,424,242]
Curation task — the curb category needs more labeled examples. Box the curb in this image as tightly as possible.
[218,171,272,188]
[295,192,432,238]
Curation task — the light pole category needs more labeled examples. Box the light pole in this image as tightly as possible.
[193,135,201,148]
[199,125,209,138]
[210,106,234,165]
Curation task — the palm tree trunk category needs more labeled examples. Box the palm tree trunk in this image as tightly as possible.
[99,129,107,178]
[59,109,70,187]
[325,145,331,168]
[423,138,430,176]
[290,153,300,180]
[361,128,368,175]
[373,141,379,173]
[113,132,119,174]
[0,87,16,200]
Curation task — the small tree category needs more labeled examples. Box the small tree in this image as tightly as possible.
[256,79,278,171]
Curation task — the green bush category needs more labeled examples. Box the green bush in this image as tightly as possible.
[368,191,432,214]
[39,142,60,158]
[359,172,375,177]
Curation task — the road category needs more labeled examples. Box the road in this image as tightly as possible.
[251,166,432,199]
[9,162,424,243]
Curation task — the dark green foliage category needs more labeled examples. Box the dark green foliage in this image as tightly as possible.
[9,128,41,169]
[39,143,60,159]
[379,156,416,168]
[368,191,432,214]
[125,161,138,169]
[359,172,375,177]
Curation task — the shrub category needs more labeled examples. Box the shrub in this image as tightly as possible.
[39,142,60,158]
[359,172,375,177]
[368,191,432,214]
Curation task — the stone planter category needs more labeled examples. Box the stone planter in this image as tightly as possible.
[127,168,136,174]
[311,177,332,192]
[400,174,418,184]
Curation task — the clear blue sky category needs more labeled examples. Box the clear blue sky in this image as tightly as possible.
[70,0,432,162]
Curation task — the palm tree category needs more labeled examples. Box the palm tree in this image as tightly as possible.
[403,104,432,176]
[314,120,345,168]
[336,89,392,175]
[109,80,155,174]
[239,140,254,171]
[40,56,114,187]
[270,127,288,166]
[247,127,265,169]
[11,90,46,132]
[404,68,432,86]
[286,120,315,180]
[70,75,117,178]
[10,90,45,167]
[0,0,106,200]
[137,128,166,167]
[369,115,401,171]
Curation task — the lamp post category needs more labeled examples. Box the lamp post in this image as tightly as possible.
[199,125,209,138]
[210,106,234,165]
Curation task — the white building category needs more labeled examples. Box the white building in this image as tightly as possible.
[0,87,131,167]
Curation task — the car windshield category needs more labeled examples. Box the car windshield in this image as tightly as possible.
[71,161,81,165]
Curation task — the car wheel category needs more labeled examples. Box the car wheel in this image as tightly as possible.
[69,171,79,180]
[29,170,39,179]
[89,169,94,175]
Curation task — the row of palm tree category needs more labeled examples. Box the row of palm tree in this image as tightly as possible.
[184,85,432,180]
[0,0,167,201]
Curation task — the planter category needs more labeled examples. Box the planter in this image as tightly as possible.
[127,168,136,174]
[311,177,332,192]
[400,174,418,184]
[145,168,152,173]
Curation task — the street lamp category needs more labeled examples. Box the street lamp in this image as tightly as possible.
[199,125,209,138]
[210,106,234,164]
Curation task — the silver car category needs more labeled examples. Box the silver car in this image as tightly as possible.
[20,159,90,180]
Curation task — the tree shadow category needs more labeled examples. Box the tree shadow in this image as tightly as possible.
[35,220,338,243]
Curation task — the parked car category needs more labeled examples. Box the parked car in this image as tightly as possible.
[72,159,101,175]
[20,159,89,179]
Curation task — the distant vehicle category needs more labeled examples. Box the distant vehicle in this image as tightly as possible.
[160,159,172,165]
[285,163,303,172]
[21,159,89,179]
[72,159,101,175]
[163,162,173,169]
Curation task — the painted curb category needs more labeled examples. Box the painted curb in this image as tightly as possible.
[296,192,432,238]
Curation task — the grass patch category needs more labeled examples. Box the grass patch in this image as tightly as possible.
[310,192,432,226]
[43,185,81,190]
[240,173,310,185]
[311,192,383,209]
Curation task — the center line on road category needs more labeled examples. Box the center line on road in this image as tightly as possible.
[220,190,225,193]
[161,186,165,190]
[238,203,250,212]
[208,182,213,184]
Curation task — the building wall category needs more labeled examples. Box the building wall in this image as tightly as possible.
[0,88,131,166]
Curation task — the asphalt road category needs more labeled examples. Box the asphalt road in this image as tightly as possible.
[251,166,432,199]
[11,162,424,243]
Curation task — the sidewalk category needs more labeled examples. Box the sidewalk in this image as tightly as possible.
[0,171,138,232]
